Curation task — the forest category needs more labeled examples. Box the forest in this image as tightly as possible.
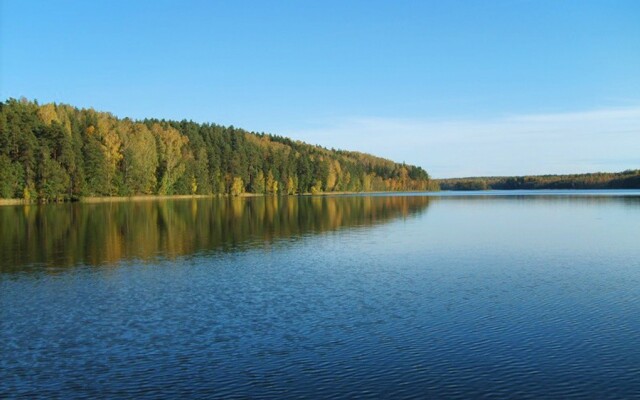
[0,98,433,201]
[438,170,640,191]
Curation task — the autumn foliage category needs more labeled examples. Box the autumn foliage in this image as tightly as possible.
[0,99,432,200]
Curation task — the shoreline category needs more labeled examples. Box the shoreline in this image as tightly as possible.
[0,191,432,207]
[3,188,639,207]
[0,199,29,206]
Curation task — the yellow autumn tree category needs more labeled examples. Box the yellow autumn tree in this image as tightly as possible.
[311,180,323,194]
[266,170,278,194]
[96,112,123,194]
[286,176,297,195]
[152,124,189,195]
[326,160,340,191]
[37,103,60,125]
[231,176,244,196]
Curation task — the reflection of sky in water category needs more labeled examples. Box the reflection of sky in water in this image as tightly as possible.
[396,194,640,258]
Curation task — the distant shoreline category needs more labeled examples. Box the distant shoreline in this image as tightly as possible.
[436,170,640,191]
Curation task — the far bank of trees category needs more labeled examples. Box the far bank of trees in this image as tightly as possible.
[438,170,640,191]
[0,99,433,201]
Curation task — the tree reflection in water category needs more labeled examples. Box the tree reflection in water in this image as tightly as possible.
[0,195,431,272]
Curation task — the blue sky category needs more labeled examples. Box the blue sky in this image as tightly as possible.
[1,0,639,177]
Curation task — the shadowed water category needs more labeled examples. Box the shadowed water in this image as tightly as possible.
[1,192,640,398]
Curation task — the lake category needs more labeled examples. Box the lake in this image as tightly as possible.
[1,191,640,398]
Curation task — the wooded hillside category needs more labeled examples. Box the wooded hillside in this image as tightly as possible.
[0,99,432,201]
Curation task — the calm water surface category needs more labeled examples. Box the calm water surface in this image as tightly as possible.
[1,192,640,398]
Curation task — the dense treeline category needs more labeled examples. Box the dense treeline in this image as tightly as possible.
[438,170,640,191]
[0,99,432,201]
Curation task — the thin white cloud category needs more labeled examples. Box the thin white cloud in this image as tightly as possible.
[286,106,640,178]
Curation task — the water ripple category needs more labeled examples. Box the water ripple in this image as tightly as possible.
[2,196,640,398]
